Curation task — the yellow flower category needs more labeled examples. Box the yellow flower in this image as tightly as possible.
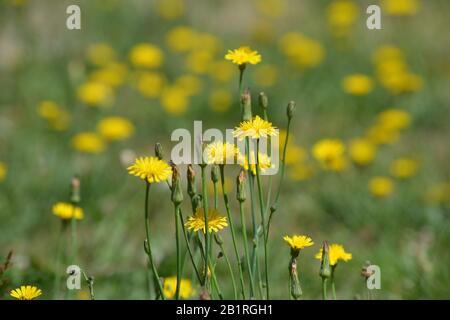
[253,64,279,87]
[96,116,134,141]
[185,207,228,233]
[342,74,374,95]
[77,81,114,107]
[129,43,164,68]
[163,276,194,299]
[156,0,185,20]
[289,164,314,181]
[10,285,42,300]
[239,152,273,176]
[312,139,345,163]
[285,145,307,165]
[86,43,116,66]
[0,162,6,182]
[135,72,166,98]
[225,46,262,66]
[160,86,189,116]
[127,156,172,183]
[37,100,71,131]
[208,60,235,83]
[204,142,239,165]
[72,132,105,154]
[185,49,214,74]
[381,0,419,16]
[233,115,278,140]
[283,235,314,253]
[208,89,232,113]
[174,74,203,96]
[372,45,405,64]
[369,176,394,198]
[52,202,84,220]
[327,0,359,37]
[89,63,128,88]
[366,125,399,145]
[279,33,325,69]
[390,158,418,179]
[349,138,376,166]
[165,26,197,52]
[377,108,411,130]
[315,244,352,266]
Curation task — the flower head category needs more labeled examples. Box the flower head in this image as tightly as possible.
[10,285,42,300]
[96,116,134,141]
[185,207,228,233]
[129,43,164,68]
[71,132,105,154]
[390,158,418,179]
[0,162,6,182]
[312,139,347,171]
[342,74,374,96]
[163,277,194,299]
[225,46,261,66]
[77,81,114,107]
[349,138,376,166]
[315,243,352,266]
[52,202,84,220]
[369,176,394,198]
[204,141,239,165]
[283,235,314,253]
[233,115,278,140]
[127,156,172,184]
[239,151,273,175]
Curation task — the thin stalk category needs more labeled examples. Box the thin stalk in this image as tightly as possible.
[216,238,238,299]
[331,265,337,300]
[239,201,254,297]
[144,182,165,300]
[53,221,65,299]
[70,211,77,264]
[322,278,328,300]
[209,260,223,300]
[219,165,246,299]
[255,140,269,299]
[200,165,210,288]
[213,182,218,209]
[174,203,182,300]
[179,209,203,284]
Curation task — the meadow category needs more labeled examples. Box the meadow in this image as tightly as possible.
[0,0,449,300]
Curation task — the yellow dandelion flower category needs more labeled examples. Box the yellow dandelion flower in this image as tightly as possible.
[165,26,197,52]
[89,62,128,88]
[381,0,419,16]
[127,156,172,184]
[315,243,352,266]
[289,163,314,181]
[390,158,418,179]
[52,202,84,220]
[0,162,6,182]
[342,74,374,95]
[349,138,376,166]
[239,151,272,176]
[377,108,411,130]
[163,276,194,299]
[185,49,215,74]
[312,139,345,163]
[285,145,307,165]
[96,116,134,141]
[327,0,359,37]
[204,141,239,165]
[208,60,235,83]
[279,33,325,69]
[37,100,71,131]
[185,207,228,233]
[369,176,394,198]
[72,132,105,154]
[135,71,166,98]
[225,46,262,66]
[366,124,399,145]
[129,43,164,69]
[233,115,278,140]
[208,89,232,113]
[160,86,189,116]
[156,0,185,20]
[77,81,114,107]
[86,43,116,67]
[283,235,314,253]
[10,285,42,300]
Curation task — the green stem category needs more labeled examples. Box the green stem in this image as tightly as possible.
[331,266,337,300]
[174,203,181,300]
[53,221,65,299]
[216,237,238,299]
[209,260,223,300]
[179,209,203,284]
[239,201,254,298]
[219,165,246,299]
[322,278,328,300]
[213,181,218,209]
[144,182,165,300]
[200,165,210,288]
[255,140,269,299]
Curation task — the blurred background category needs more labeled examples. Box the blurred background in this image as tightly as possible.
[0,0,449,299]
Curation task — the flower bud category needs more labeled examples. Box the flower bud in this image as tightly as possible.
[241,88,252,121]
[155,143,164,160]
[259,92,268,111]
[187,165,197,198]
[70,175,81,204]
[319,241,331,279]
[287,101,296,120]
[289,258,302,299]
[236,169,247,202]
[211,165,219,183]
[171,164,183,205]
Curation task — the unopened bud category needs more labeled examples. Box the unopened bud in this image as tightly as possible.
[289,258,302,299]
[259,92,268,111]
[241,88,252,121]
[187,165,197,198]
[319,241,331,279]
[171,164,183,205]
[155,143,164,160]
[70,175,81,204]
[236,169,247,202]
[287,101,296,120]
[211,165,219,183]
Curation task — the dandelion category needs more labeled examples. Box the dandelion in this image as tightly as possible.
[239,151,272,176]
[0,162,7,182]
[279,33,325,69]
[315,243,352,266]
[77,81,114,107]
[71,132,105,154]
[156,0,185,20]
[233,115,278,140]
[185,207,228,233]
[52,202,84,220]
[349,138,376,166]
[165,26,197,52]
[225,46,262,66]
[160,86,189,116]
[89,62,128,88]
[342,74,374,95]
[390,158,418,179]
[283,235,314,255]
[327,0,359,38]
[37,100,71,131]
[208,61,235,83]
[10,285,42,300]
[163,277,194,299]
[203,142,239,165]
[369,176,394,198]
[289,164,314,181]
[366,125,399,145]
[381,0,419,16]
[377,108,411,130]
[174,74,203,96]
[86,43,116,66]
[185,49,215,74]
[129,43,164,68]
[96,116,135,141]
[312,139,347,171]
[127,156,172,183]
[135,72,166,98]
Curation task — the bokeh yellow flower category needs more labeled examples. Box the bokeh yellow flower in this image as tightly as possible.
[160,86,189,116]
[208,89,232,113]
[377,108,411,130]
[283,235,314,252]
[37,100,71,131]
[239,151,273,176]
[233,115,278,140]
[186,50,215,74]
[165,26,196,52]
[10,285,42,300]
[285,145,307,165]
[381,0,419,16]
[185,207,228,233]
[129,43,164,68]
[127,156,172,183]
[327,0,359,38]
[174,74,202,96]
[315,243,352,266]
[0,162,6,182]
[342,74,374,95]
[208,60,235,83]
[204,142,239,165]
[225,46,262,66]
[279,33,325,69]
[253,64,279,87]
[72,132,106,154]
[312,139,346,171]
[77,81,114,107]
[349,138,376,166]
[366,125,399,145]
[156,0,185,20]
[163,276,194,299]
[52,202,84,220]
[390,158,418,179]
[86,43,116,66]
[89,63,128,88]
[369,176,394,198]
[97,116,134,141]
[289,164,314,181]
[135,72,166,98]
